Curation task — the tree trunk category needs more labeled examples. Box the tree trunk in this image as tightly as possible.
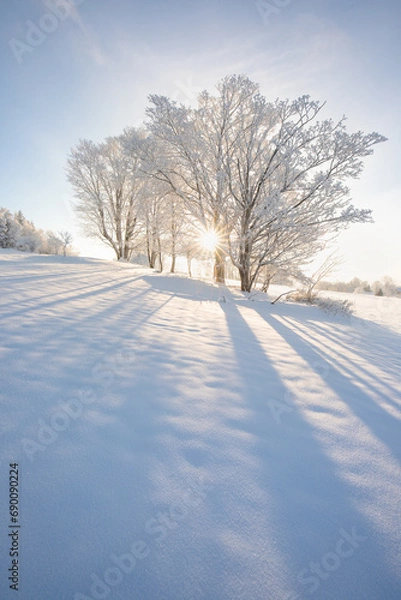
[261,271,273,293]
[120,246,131,261]
[238,243,252,291]
[157,237,163,271]
[239,268,252,293]
[170,233,176,273]
[187,254,192,278]
[170,254,176,273]
[214,249,225,283]
[123,240,133,261]
[149,250,157,269]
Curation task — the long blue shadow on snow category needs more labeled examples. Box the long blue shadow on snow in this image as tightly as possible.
[302,314,401,398]
[9,280,184,599]
[218,296,401,600]
[252,303,401,467]
[1,272,144,319]
[7,267,400,600]
[2,274,175,447]
[141,274,223,302]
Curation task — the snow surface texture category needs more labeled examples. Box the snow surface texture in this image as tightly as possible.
[0,251,400,600]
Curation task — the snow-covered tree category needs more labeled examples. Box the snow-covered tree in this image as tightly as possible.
[58,231,73,256]
[145,90,234,282]
[45,231,63,255]
[146,75,386,290]
[124,129,202,273]
[373,284,384,296]
[67,130,146,261]
[164,194,198,274]
[372,276,397,297]
[381,276,397,297]
[0,207,47,253]
[15,216,44,252]
[0,207,16,248]
[141,186,165,270]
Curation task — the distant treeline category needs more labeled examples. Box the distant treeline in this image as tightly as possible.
[0,207,72,256]
[316,276,399,297]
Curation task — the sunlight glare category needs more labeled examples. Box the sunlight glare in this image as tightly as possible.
[200,229,219,251]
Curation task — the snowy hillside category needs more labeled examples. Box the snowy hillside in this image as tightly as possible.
[0,251,400,600]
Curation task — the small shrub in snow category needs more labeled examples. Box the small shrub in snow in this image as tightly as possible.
[287,289,317,304]
[287,289,353,316]
[314,296,354,316]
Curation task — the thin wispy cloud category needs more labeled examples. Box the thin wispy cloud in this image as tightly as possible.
[37,0,108,66]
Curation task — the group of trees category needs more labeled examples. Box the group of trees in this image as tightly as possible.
[0,207,73,256]
[67,131,199,271]
[317,275,399,297]
[67,74,386,292]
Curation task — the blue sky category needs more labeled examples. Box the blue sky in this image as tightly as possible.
[1,0,400,282]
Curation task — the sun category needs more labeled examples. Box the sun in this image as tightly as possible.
[199,229,219,251]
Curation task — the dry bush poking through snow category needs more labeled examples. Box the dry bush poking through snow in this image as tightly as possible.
[288,289,354,316]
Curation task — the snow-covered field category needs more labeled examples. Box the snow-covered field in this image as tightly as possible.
[0,251,400,600]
